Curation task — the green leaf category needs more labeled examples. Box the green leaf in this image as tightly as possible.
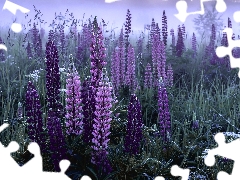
[86,166,98,180]
[103,170,120,180]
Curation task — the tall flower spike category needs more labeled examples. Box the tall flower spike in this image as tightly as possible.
[118,28,125,87]
[144,63,153,89]
[162,10,168,47]
[150,18,156,51]
[166,64,173,87]
[58,24,66,57]
[76,32,84,65]
[25,81,46,153]
[170,29,175,55]
[152,32,160,87]
[176,25,184,57]
[26,41,33,59]
[124,94,143,156]
[81,76,96,145]
[155,23,161,41]
[91,67,113,175]
[124,9,132,74]
[192,32,197,58]
[65,54,84,136]
[158,77,171,142]
[37,34,42,57]
[158,40,167,82]
[111,47,120,95]
[90,16,107,91]
[181,24,186,40]
[45,39,67,171]
[125,43,137,93]
[136,34,144,57]
[31,22,39,56]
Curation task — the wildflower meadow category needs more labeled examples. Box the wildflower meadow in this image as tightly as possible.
[1,4,240,180]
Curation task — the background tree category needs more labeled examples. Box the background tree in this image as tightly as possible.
[193,2,223,38]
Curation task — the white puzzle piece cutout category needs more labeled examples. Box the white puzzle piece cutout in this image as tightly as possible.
[1,0,30,52]
[175,0,227,22]
[0,123,73,180]
[233,11,240,23]
[171,165,190,180]
[205,132,240,180]
[105,0,121,3]
[2,0,30,33]
[215,28,240,78]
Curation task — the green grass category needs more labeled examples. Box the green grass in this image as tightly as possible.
[0,15,239,179]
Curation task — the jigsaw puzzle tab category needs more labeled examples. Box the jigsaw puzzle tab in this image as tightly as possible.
[0,123,25,178]
[215,28,240,78]
[233,11,240,23]
[154,176,165,180]
[204,132,240,180]
[175,0,227,22]
[170,165,190,180]
[0,124,72,180]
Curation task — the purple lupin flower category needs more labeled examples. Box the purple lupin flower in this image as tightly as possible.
[221,26,228,47]
[205,24,216,65]
[150,18,156,50]
[37,34,42,57]
[152,32,160,87]
[170,29,175,55]
[91,67,113,175]
[221,25,230,68]
[170,29,175,46]
[45,40,63,113]
[81,23,91,52]
[45,40,67,171]
[26,41,33,59]
[136,34,144,57]
[76,32,84,65]
[70,25,77,38]
[162,10,168,47]
[48,29,54,42]
[125,43,137,93]
[144,63,153,89]
[192,32,197,58]
[111,47,121,95]
[158,40,167,82]
[90,16,107,91]
[228,17,238,58]
[117,28,125,87]
[40,27,45,39]
[176,25,184,57]
[209,25,219,66]
[31,22,39,55]
[155,23,161,41]
[81,77,96,145]
[158,77,171,142]
[124,94,143,156]
[204,44,211,63]
[65,55,83,136]
[182,24,186,40]
[124,9,132,73]
[47,110,68,171]
[228,17,232,29]
[25,81,46,153]
[192,120,199,130]
[211,47,221,65]
[58,24,66,57]
[166,64,173,87]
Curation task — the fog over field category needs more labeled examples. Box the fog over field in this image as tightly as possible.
[0,0,240,38]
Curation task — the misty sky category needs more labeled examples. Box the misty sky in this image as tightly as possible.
[0,0,240,39]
